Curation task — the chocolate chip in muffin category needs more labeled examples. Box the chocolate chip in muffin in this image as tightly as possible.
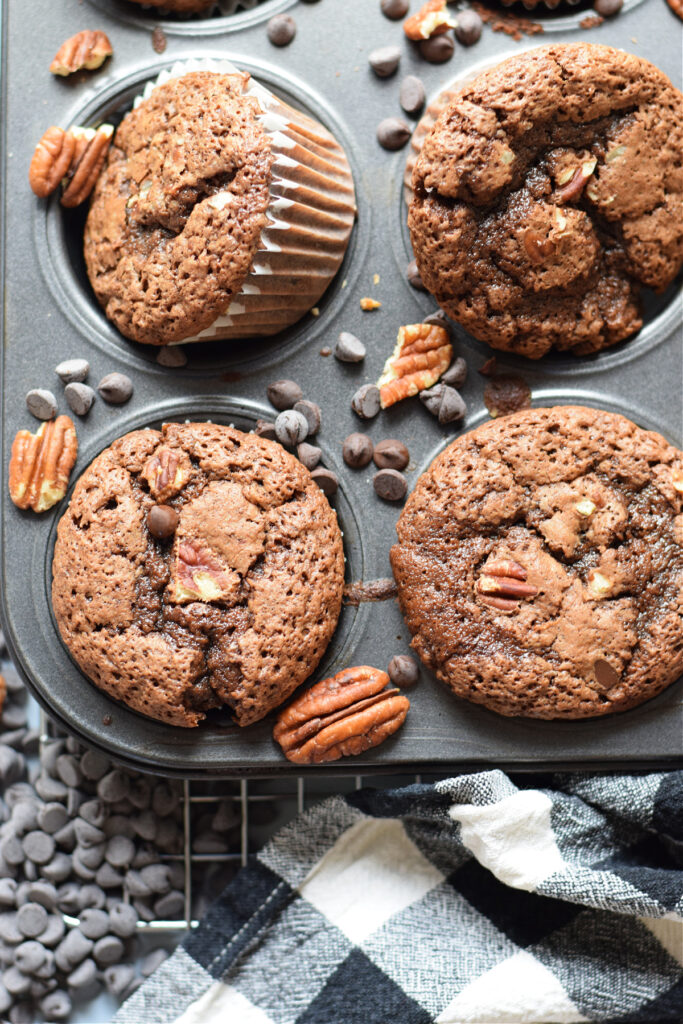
[343,433,374,468]
[147,505,179,540]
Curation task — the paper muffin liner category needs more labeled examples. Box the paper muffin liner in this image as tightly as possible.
[136,59,356,343]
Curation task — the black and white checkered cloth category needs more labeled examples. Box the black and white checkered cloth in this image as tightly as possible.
[114,770,683,1024]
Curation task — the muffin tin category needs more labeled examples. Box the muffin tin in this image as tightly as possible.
[1,0,681,775]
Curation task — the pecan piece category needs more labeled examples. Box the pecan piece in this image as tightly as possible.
[60,124,114,208]
[377,322,453,408]
[49,30,113,76]
[273,666,410,764]
[555,158,597,204]
[168,540,235,604]
[9,416,78,513]
[141,446,191,502]
[476,558,538,612]
[28,127,76,198]
[404,0,457,40]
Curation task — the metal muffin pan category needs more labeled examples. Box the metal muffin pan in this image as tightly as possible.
[1,0,681,775]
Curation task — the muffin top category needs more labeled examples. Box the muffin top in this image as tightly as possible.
[408,44,683,359]
[84,72,272,345]
[52,423,345,728]
[391,406,683,719]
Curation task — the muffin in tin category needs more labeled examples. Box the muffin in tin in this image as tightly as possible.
[391,406,683,719]
[125,0,216,12]
[408,44,683,359]
[52,423,345,728]
[85,63,356,346]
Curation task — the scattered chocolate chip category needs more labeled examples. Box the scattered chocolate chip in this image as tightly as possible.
[420,383,467,424]
[377,116,411,151]
[55,358,89,384]
[441,357,468,389]
[342,432,374,468]
[594,0,623,13]
[97,373,133,405]
[25,389,57,421]
[406,259,427,291]
[483,374,531,418]
[335,331,366,363]
[381,0,409,16]
[155,346,187,368]
[373,469,408,502]
[275,410,309,447]
[297,442,322,470]
[293,399,321,436]
[454,9,483,44]
[254,419,277,441]
[343,578,398,605]
[17,903,49,938]
[369,45,401,77]
[147,505,179,540]
[151,26,167,54]
[64,382,95,417]
[22,834,55,867]
[423,310,453,337]
[267,14,297,46]
[388,654,419,687]
[267,379,303,410]
[419,33,455,63]
[311,467,338,497]
[399,75,426,116]
[351,384,381,419]
[478,356,498,377]
[374,439,410,471]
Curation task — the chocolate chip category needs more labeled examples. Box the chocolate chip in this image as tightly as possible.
[441,356,468,389]
[155,345,187,368]
[147,504,179,540]
[351,384,381,419]
[380,0,409,17]
[423,310,453,337]
[151,25,167,54]
[420,383,467,424]
[594,658,621,688]
[311,468,338,498]
[406,259,426,291]
[373,440,409,471]
[388,654,419,687]
[55,928,92,970]
[335,331,366,363]
[97,770,129,804]
[37,804,68,836]
[369,45,401,77]
[293,400,321,436]
[267,13,297,46]
[108,902,138,939]
[104,963,135,997]
[14,940,46,973]
[64,382,95,417]
[400,75,426,116]
[594,0,623,13]
[74,819,105,848]
[24,883,57,912]
[55,754,82,789]
[275,409,309,448]
[97,372,133,405]
[22,833,55,866]
[297,443,322,470]
[25,389,57,421]
[17,903,48,939]
[153,890,184,920]
[55,358,89,384]
[478,356,498,377]
[454,9,483,44]
[80,749,110,782]
[139,864,171,895]
[41,854,72,885]
[2,967,30,996]
[93,934,124,966]
[67,956,97,989]
[254,419,277,441]
[373,469,408,502]
[343,432,374,468]
[105,835,135,870]
[377,117,411,151]
[419,33,455,63]
[267,379,303,410]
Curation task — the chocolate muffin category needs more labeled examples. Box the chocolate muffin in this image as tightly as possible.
[52,423,345,728]
[126,0,215,13]
[84,66,356,346]
[408,45,683,359]
[391,406,683,719]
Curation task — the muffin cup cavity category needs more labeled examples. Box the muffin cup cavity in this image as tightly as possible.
[85,0,294,35]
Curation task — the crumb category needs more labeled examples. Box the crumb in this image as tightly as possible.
[360,297,381,311]
[311,307,320,317]
[373,273,380,285]
[319,347,332,357]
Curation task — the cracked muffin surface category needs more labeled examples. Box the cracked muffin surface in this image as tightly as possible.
[391,406,683,719]
[408,44,683,359]
[84,72,272,346]
[52,423,345,728]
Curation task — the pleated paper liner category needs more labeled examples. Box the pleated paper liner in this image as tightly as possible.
[138,60,356,344]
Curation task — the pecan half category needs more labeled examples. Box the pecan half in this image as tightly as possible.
[273,666,410,764]
[167,540,235,604]
[49,30,113,76]
[476,558,538,612]
[60,125,114,208]
[9,416,78,513]
[404,0,457,39]
[378,323,453,408]
[555,158,597,204]
[141,446,191,502]
[28,127,76,198]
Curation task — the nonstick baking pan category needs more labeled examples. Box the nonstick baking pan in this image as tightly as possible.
[1,0,681,776]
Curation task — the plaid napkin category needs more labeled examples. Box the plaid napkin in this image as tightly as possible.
[114,770,683,1024]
